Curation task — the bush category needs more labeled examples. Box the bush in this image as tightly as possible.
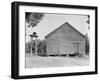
[25,39,47,56]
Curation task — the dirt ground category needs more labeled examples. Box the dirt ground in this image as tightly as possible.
[25,55,89,68]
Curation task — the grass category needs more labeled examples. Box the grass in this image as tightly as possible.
[25,54,89,68]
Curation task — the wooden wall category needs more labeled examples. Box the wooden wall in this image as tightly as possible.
[46,23,86,55]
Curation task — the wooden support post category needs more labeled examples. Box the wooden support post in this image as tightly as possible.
[35,37,37,56]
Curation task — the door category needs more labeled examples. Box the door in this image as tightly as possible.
[74,43,79,53]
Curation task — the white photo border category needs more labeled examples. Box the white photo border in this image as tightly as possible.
[19,5,96,76]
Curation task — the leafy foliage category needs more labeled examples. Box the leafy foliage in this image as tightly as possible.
[26,12,44,27]
[25,39,47,56]
[85,33,89,55]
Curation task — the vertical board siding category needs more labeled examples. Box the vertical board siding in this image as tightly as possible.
[46,22,86,55]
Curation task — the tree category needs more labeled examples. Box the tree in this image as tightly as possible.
[25,12,44,41]
[85,15,90,55]
[25,12,44,27]
[37,39,47,56]
[86,15,90,30]
[85,33,89,55]
[25,39,47,56]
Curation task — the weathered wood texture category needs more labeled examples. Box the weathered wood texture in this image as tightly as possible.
[46,22,86,55]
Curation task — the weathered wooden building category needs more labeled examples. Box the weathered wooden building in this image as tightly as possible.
[45,22,86,56]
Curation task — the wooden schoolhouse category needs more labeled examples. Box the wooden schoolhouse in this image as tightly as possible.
[45,22,86,56]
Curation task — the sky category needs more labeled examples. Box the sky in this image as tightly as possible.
[25,13,89,42]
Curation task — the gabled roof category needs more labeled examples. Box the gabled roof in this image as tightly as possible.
[45,22,86,39]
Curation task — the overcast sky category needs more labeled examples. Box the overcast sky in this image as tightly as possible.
[26,13,89,42]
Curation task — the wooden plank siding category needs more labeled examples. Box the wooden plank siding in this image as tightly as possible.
[45,22,86,56]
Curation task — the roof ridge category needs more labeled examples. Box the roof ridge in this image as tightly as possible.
[45,22,86,39]
[45,22,67,38]
[65,22,86,38]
